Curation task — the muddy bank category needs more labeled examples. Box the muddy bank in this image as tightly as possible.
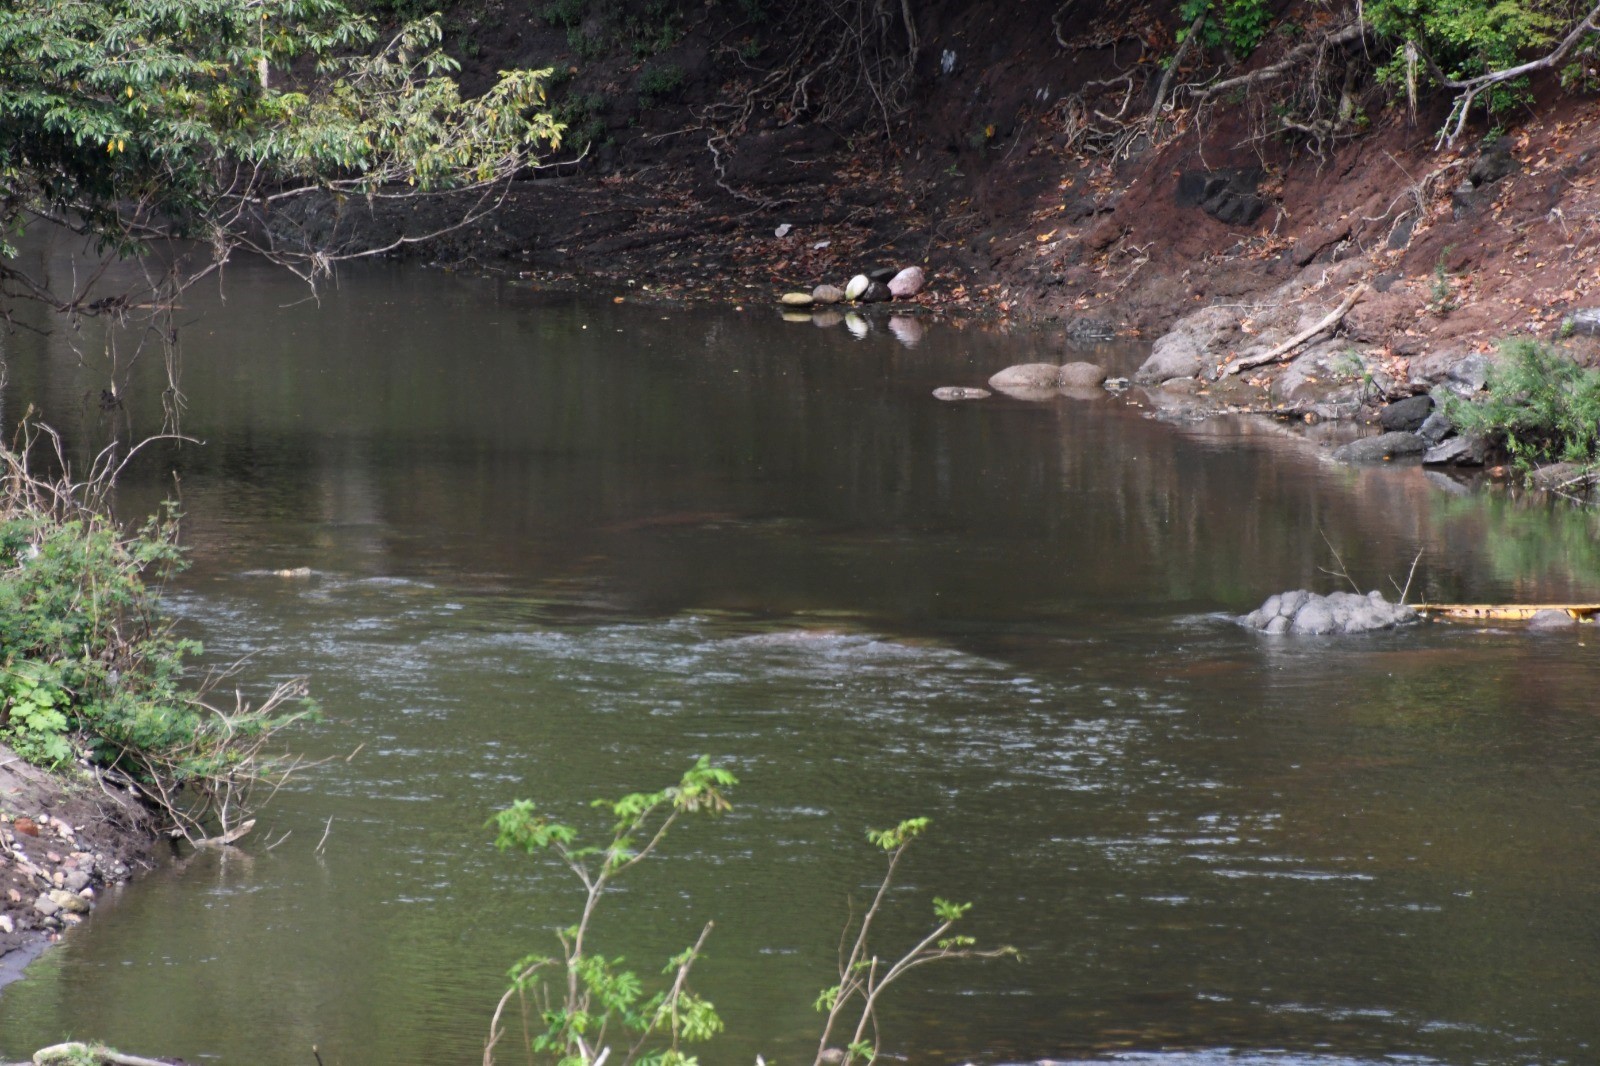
[0,746,157,987]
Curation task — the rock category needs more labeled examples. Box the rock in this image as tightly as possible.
[812,311,843,328]
[859,279,892,303]
[1529,462,1586,490]
[14,816,39,837]
[932,387,990,401]
[1418,411,1454,443]
[989,363,1062,390]
[1423,435,1487,466]
[1445,353,1491,395]
[1134,332,1205,385]
[1331,431,1427,463]
[844,274,870,301]
[1240,589,1417,635]
[62,869,91,893]
[1469,137,1516,186]
[887,266,925,298]
[1562,308,1600,337]
[1063,318,1116,341]
[780,292,814,307]
[865,266,898,283]
[1058,362,1108,388]
[1378,394,1434,432]
[781,312,811,324]
[1527,609,1578,631]
[1177,168,1266,227]
[811,284,845,305]
[49,888,90,914]
[0,914,12,934]
[33,893,59,917]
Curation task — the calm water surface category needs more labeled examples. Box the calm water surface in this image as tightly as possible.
[1,255,1599,1066]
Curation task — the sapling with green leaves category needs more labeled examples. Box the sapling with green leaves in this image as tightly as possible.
[812,818,1018,1066]
[485,757,737,1066]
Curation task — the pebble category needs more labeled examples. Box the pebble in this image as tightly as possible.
[844,274,870,301]
[779,292,814,307]
[811,284,844,304]
[33,893,60,917]
[0,914,12,934]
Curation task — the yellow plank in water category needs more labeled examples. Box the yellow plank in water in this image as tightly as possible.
[1413,603,1600,621]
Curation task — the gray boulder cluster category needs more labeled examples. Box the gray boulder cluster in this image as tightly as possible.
[780,265,925,308]
[1240,589,1418,635]
[934,360,1112,402]
[1332,387,1488,466]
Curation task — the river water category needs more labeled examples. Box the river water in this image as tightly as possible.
[1,254,1599,1066]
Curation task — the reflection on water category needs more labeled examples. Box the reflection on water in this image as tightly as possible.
[0,255,1598,1066]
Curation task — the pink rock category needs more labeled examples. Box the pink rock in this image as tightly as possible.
[888,266,925,298]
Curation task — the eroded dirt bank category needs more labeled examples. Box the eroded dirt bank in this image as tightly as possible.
[0,747,155,983]
[362,0,1600,422]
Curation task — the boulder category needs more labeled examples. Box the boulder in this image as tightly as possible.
[887,266,925,298]
[988,363,1062,390]
[1134,332,1205,385]
[932,387,990,401]
[1058,362,1108,388]
[859,279,892,303]
[844,274,870,301]
[1418,411,1454,443]
[1445,353,1491,395]
[1423,435,1487,466]
[1331,431,1427,463]
[780,292,814,307]
[1378,394,1434,432]
[1063,318,1116,341]
[1527,609,1578,631]
[1241,589,1417,635]
[811,284,845,305]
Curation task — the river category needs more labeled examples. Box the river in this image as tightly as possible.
[1,252,1599,1066]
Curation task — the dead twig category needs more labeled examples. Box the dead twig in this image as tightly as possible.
[1225,283,1368,375]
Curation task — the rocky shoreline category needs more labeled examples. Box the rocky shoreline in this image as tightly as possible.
[0,746,156,990]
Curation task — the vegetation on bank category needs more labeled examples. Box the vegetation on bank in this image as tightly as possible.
[0,430,313,843]
[1445,338,1600,474]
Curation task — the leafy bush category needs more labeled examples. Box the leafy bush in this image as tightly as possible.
[1444,338,1600,469]
[637,63,686,106]
[0,432,313,840]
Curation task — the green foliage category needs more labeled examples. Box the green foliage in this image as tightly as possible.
[1179,0,1276,56]
[542,0,590,28]
[1444,338,1600,470]
[637,63,686,106]
[1367,0,1566,81]
[0,0,560,282]
[486,759,735,1066]
[0,439,314,837]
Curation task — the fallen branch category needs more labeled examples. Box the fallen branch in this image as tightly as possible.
[1225,282,1368,376]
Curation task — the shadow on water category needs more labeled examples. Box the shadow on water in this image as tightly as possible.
[0,248,1598,1066]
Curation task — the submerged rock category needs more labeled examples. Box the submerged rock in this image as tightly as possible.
[1528,609,1579,631]
[989,363,1062,390]
[1331,431,1427,463]
[1241,589,1417,635]
[932,386,990,401]
[1058,361,1108,388]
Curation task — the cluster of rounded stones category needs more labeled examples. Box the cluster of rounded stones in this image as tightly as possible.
[780,266,925,308]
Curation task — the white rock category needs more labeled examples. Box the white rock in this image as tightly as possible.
[844,274,870,301]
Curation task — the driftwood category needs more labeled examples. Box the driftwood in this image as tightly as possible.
[192,818,256,849]
[1224,283,1368,376]
[33,1044,180,1066]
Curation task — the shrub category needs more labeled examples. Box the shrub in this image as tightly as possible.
[637,63,685,106]
[0,429,313,841]
[1444,338,1600,469]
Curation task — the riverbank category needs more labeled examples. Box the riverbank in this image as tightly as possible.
[0,746,154,980]
[352,0,1600,441]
